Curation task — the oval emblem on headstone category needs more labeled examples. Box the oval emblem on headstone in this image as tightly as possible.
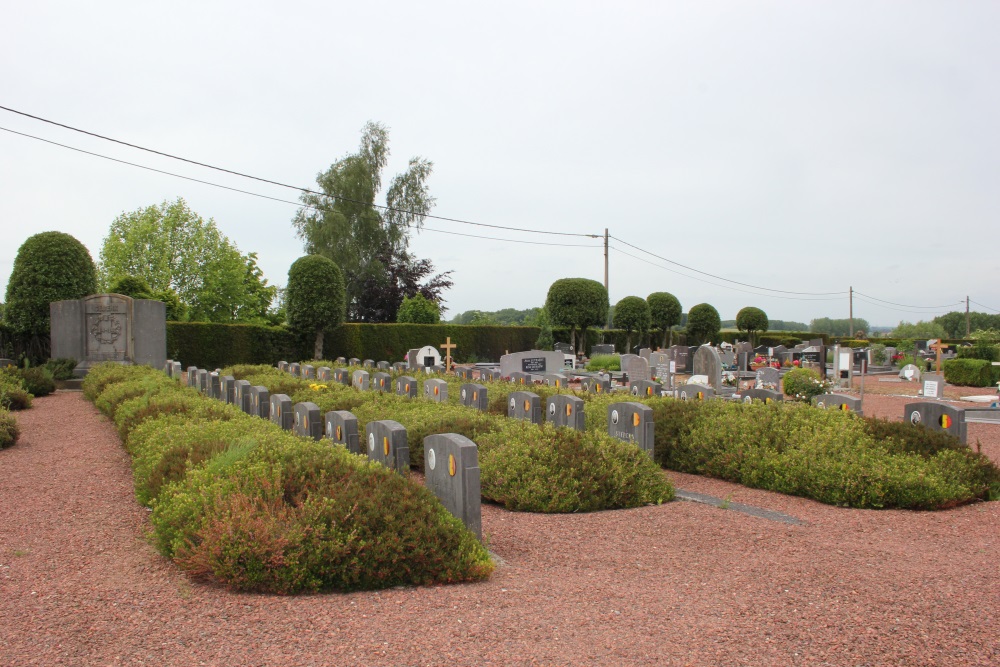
[461,389,467,400]
[565,403,572,416]
[632,412,640,427]
[910,410,922,425]
[611,409,620,425]
[631,386,639,396]
[336,425,342,440]
[744,396,752,404]
[368,433,375,452]
[548,402,556,416]
[427,448,436,471]
[509,398,516,410]
[448,454,457,477]
[817,401,825,409]
[383,436,389,456]
[840,404,850,411]
[940,414,952,429]
[524,399,530,412]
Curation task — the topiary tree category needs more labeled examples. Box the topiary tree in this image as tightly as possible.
[647,292,682,349]
[613,296,651,353]
[545,278,609,355]
[108,275,153,298]
[4,232,98,337]
[736,306,769,346]
[285,255,346,360]
[396,294,441,324]
[686,303,721,345]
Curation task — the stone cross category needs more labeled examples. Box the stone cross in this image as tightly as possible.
[440,337,457,372]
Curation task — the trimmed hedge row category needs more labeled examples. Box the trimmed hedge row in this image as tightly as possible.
[943,358,1000,387]
[83,362,494,594]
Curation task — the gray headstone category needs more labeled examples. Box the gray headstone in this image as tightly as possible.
[478,368,502,382]
[269,394,293,430]
[405,348,421,369]
[456,367,474,380]
[607,402,654,458]
[460,383,488,411]
[348,358,361,366]
[921,374,945,400]
[630,380,661,398]
[424,378,449,402]
[755,367,780,389]
[499,350,565,377]
[580,377,611,394]
[424,434,482,540]
[376,361,391,371]
[542,373,569,388]
[317,366,332,381]
[196,369,209,394]
[546,394,585,431]
[335,357,347,365]
[508,371,532,385]
[674,384,714,401]
[591,344,615,355]
[208,372,221,400]
[740,388,784,404]
[623,355,651,383]
[186,366,198,388]
[333,368,350,385]
[325,410,361,454]
[903,402,967,444]
[277,361,289,372]
[812,394,863,416]
[395,376,418,398]
[351,369,370,391]
[371,372,392,392]
[169,361,182,379]
[365,420,410,474]
[249,386,270,419]
[554,342,573,354]
[301,364,316,380]
[233,380,252,413]
[899,364,922,381]
[392,362,408,373]
[219,375,236,404]
[289,362,301,377]
[362,359,375,368]
[639,348,652,361]
[163,359,174,376]
[692,346,723,391]
[508,391,542,424]
[50,293,166,378]
[649,351,673,383]
[293,402,323,440]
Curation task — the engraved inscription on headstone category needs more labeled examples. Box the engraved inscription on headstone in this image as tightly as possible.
[607,402,654,457]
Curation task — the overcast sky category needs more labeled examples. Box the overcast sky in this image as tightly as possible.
[2,1,997,327]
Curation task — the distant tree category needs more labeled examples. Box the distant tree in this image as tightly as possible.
[613,296,651,353]
[396,294,441,324]
[809,317,870,337]
[933,311,1000,338]
[4,232,98,337]
[686,303,721,345]
[545,278,609,354]
[892,320,947,339]
[107,274,187,320]
[735,306,769,346]
[99,198,276,322]
[647,292,682,348]
[285,255,346,360]
[292,122,451,321]
[534,308,554,350]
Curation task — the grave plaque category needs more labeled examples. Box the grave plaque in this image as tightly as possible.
[922,374,945,400]
[630,380,662,398]
[196,369,209,394]
[219,375,236,404]
[542,373,569,388]
[376,361,391,371]
[348,357,361,366]
[269,394,294,430]
[301,364,316,380]
[424,378,449,402]
[293,402,323,440]
[899,364,921,381]
[333,369,351,385]
[591,343,615,355]
[395,376,418,398]
[186,366,198,388]
[755,367,780,389]
[546,394,585,431]
[623,355,651,383]
[812,393,863,416]
[362,359,375,368]
[371,372,392,392]
[352,369,370,391]
[392,362,408,373]
[208,372,221,400]
[424,433,482,539]
[904,402,967,444]
[335,357,347,365]
[480,368,502,381]
[675,384,714,401]
[317,366,332,381]
[169,361,182,379]
[289,362,301,377]
[277,361,289,372]
[508,371,532,385]
[460,383,488,411]
[554,342,573,354]
[50,293,166,377]
[366,420,410,474]
[649,352,672,383]
[499,350,565,377]
[233,380,252,413]
[163,359,174,376]
[692,346,723,391]
[249,386,270,419]
[581,377,611,394]
[508,391,542,424]
[325,410,360,454]
[456,367,474,380]
[607,402,654,457]
[740,388,783,404]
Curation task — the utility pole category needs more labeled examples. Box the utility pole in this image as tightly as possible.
[966,295,971,337]
[849,286,854,338]
[604,228,610,329]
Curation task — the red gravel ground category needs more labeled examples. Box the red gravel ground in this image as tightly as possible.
[1,392,997,667]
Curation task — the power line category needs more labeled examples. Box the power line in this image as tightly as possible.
[852,291,961,310]
[609,234,848,296]
[970,299,1000,313]
[0,105,598,239]
[852,294,963,315]
[0,125,601,250]
[608,245,844,301]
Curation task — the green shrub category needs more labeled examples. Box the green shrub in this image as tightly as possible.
[15,366,55,397]
[0,410,18,448]
[476,421,672,512]
[782,367,831,401]
[956,342,999,362]
[82,363,155,401]
[94,374,180,419]
[943,359,1000,387]
[45,358,78,381]
[151,437,494,593]
[585,354,620,372]
[114,390,245,443]
[0,373,32,410]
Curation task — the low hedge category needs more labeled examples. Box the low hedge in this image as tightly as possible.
[0,373,32,411]
[83,362,494,594]
[943,359,1000,387]
[0,410,18,448]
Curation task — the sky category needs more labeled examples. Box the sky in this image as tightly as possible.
[2,1,998,328]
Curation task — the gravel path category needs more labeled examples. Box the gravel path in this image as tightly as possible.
[1,392,997,666]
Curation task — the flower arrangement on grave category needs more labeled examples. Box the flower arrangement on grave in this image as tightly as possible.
[308,383,329,392]
[792,359,801,367]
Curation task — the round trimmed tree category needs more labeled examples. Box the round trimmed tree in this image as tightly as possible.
[613,296,651,353]
[686,303,721,345]
[647,292,682,348]
[286,255,346,360]
[4,232,98,337]
[545,278,609,355]
[736,306,769,346]
[396,294,441,324]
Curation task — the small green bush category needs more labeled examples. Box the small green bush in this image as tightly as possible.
[82,363,154,401]
[45,358,78,381]
[943,359,1000,387]
[0,410,18,448]
[585,354,620,372]
[782,367,831,401]
[15,367,55,397]
[0,374,32,411]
